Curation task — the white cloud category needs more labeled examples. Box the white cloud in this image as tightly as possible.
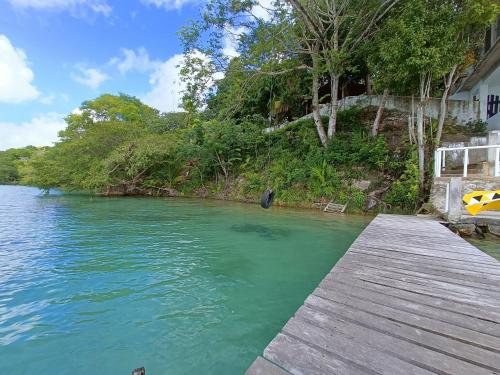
[0,35,39,103]
[110,47,157,74]
[252,0,274,21]
[9,0,112,16]
[39,94,55,105]
[109,47,186,112]
[140,0,196,11]
[71,66,109,89]
[110,47,216,113]
[142,54,185,112]
[222,26,247,58]
[0,112,66,150]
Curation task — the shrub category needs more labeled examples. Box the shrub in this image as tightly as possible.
[464,119,488,135]
[308,159,342,198]
[324,132,399,173]
[385,152,420,210]
[337,106,365,132]
[337,187,366,211]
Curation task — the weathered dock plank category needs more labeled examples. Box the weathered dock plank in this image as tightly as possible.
[246,214,500,375]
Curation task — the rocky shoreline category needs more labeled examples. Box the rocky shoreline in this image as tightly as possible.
[446,221,500,240]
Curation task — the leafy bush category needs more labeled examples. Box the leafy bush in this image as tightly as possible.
[241,171,265,194]
[325,132,398,173]
[337,187,366,211]
[336,106,365,132]
[463,119,488,135]
[308,160,342,198]
[385,151,420,210]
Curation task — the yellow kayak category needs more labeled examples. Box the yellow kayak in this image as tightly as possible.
[463,190,500,216]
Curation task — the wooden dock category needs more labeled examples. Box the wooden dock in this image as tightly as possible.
[246,214,500,375]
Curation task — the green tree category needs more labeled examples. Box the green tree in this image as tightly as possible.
[370,0,469,188]
[434,0,499,146]
[100,134,180,194]
[287,0,400,143]
[0,146,37,184]
[27,94,160,192]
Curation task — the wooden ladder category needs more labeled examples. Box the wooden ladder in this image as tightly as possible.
[323,201,347,213]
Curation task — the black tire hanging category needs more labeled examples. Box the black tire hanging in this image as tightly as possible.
[260,189,274,209]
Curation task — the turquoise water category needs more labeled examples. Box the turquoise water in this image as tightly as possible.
[0,185,369,374]
[468,238,500,261]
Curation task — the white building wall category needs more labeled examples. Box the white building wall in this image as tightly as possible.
[453,65,500,130]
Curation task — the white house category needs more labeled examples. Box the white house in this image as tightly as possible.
[452,18,500,131]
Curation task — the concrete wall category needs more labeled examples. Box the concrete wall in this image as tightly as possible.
[329,95,479,125]
[487,112,500,130]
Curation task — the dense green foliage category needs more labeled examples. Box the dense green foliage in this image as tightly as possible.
[464,119,488,136]
[2,94,417,210]
[0,146,38,184]
[385,152,420,210]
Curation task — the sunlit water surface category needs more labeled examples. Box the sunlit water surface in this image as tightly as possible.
[0,185,369,374]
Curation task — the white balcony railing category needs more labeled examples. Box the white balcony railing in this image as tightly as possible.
[434,145,500,178]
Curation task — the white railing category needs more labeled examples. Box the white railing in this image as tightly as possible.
[434,144,500,178]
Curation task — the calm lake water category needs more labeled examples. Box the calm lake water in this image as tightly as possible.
[0,185,369,374]
[468,238,500,261]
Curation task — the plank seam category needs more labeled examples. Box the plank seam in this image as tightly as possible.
[348,249,500,277]
[313,289,500,354]
[337,253,500,284]
[349,245,499,267]
[274,331,385,375]
[303,301,500,373]
[288,315,451,375]
[336,264,500,299]
[329,279,500,334]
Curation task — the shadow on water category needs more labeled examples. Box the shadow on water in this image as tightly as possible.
[230,223,291,240]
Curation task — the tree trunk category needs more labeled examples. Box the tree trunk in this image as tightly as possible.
[327,74,340,139]
[435,65,458,147]
[312,55,328,147]
[416,103,425,189]
[366,75,373,95]
[417,74,431,190]
[371,88,389,137]
[215,151,229,188]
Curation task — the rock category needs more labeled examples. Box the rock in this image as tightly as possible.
[363,196,379,211]
[475,225,486,239]
[132,367,145,375]
[488,224,500,237]
[363,185,391,211]
[353,180,371,191]
[453,224,476,237]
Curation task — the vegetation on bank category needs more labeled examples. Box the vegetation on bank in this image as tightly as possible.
[0,94,420,211]
[0,146,39,185]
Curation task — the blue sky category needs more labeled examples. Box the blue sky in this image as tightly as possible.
[0,0,204,150]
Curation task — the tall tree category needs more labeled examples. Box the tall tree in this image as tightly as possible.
[286,0,401,141]
[371,0,469,188]
[179,0,400,147]
[434,0,499,146]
